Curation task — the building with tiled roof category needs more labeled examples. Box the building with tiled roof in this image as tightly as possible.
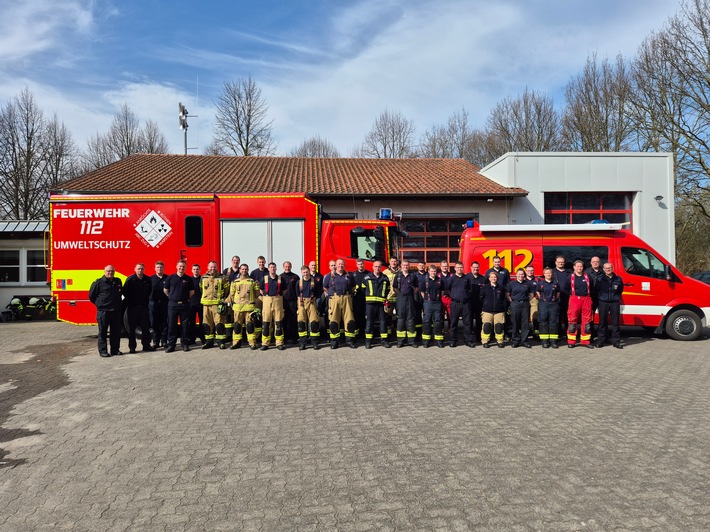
[56,154,527,266]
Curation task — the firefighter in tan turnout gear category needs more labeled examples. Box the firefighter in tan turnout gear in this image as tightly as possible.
[228,264,261,350]
[200,260,230,349]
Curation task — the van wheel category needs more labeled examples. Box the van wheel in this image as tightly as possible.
[664,309,702,341]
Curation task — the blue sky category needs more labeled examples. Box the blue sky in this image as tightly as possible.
[1,0,681,157]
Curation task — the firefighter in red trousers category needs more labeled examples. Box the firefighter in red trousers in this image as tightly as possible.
[567,260,594,348]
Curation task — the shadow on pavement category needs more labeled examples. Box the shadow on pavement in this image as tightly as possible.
[0,336,94,469]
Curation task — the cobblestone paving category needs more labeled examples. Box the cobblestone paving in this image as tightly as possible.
[1,321,709,531]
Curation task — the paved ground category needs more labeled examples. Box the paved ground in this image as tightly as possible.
[0,321,709,531]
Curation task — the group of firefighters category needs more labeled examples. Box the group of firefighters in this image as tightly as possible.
[88,253,625,358]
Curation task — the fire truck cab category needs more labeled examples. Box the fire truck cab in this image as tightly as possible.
[459,221,710,341]
[49,192,400,325]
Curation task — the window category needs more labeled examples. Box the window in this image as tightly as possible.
[0,249,46,285]
[401,216,473,265]
[621,247,669,280]
[542,246,609,271]
[350,228,385,261]
[0,250,20,283]
[544,193,632,227]
[185,216,203,247]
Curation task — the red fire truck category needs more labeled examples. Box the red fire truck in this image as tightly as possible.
[459,221,710,340]
[49,192,401,325]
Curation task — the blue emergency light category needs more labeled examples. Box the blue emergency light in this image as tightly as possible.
[465,220,475,228]
[379,208,393,220]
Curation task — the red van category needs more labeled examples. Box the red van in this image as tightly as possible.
[459,221,710,340]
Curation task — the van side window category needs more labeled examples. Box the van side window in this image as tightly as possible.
[542,246,608,270]
[621,247,666,279]
[185,216,203,247]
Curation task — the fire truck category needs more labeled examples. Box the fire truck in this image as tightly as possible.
[49,192,401,325]
[459,220,710,341]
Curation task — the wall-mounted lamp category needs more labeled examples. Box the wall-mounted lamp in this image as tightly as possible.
[654,195,664,202]
[486,198,494,203]
[364,198,371,203]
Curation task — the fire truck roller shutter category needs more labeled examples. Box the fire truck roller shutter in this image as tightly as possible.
[221,220,303,271]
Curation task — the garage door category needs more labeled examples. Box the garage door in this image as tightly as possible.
[221,220,303,271]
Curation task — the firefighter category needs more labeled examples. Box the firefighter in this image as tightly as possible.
[280,261,300,344]
[420,264,445,348]
[297,265,321,350]
[552,255,571,334]
[123,262,154,354]
[484,255,511,287]
[351,258,369,339]
[324,258,357,349]
[188,264,204,346]
[567,260,594,348]
[222,255,241,343]
[438,260,453,329]
[525,264,540,339]
[382,257,400,338]
[321,259,337,341]
[250,256,267,285]
[446,261,475,348]
[88,264,123,357]
[594,262,624,349]
[413,261,428,340]
[163,259,196,353]
[200,260,229,349]
[536,267,561,349]
[228,264,261,350]
[260,262,286,351]
[585,256,604,340]
[149,260,169,349]
[506,268,534,348]
[393,259,418,348]
[362,260,391,349]
[480,271,506,348]
[466,261,487,344]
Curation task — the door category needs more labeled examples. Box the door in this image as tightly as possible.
[221,220,303,272]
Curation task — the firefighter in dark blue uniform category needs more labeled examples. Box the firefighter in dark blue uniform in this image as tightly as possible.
[446,261,475,347]
[361,260,391,349]
[413,262,428,340]
[393,259,418,348]
[351,258,369,338]
[163,259,195,352]
[594,262,624,349]
[149,261,169,349]
[123,262,155,354]
[506,268,534,348]
[537,267,561,349]
[89,264,123,357]
[420,264,445,348]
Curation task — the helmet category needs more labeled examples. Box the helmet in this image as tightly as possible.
[10,298,22,306]
[29,297,41,305]
[217,301,228,315]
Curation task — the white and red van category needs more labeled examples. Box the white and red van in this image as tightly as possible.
[459,221,710,340]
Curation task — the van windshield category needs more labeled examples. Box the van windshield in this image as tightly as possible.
[621,247,669,280]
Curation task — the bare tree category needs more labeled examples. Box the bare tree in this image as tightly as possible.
[358,109,416,158]
[203,139,228,156]
[81,104,170,171]
[629,0,710,219]
[290,135,341,157]
[141,119,169,154]
[486,87,563,156]
[0,88,76,219]
[562,53,635,151]
[419,108,488,165]
[212,77,276,156]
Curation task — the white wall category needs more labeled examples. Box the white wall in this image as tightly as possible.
[481,152,676,263]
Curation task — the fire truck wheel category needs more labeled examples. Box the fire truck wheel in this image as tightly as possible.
[664,309,702,341]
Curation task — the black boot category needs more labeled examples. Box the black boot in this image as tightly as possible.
[311,338,320,350]
[330,340,338,350]
[382,340,390,348]
[202,340,214,350]
[230,341,241,350]
[437,341,445,348]
[348,339,357,349]
[299,339,307,351]
[397,340,405,348]
[365,340,372,349]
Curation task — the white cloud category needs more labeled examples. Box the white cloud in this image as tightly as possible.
[0,0,95,63]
